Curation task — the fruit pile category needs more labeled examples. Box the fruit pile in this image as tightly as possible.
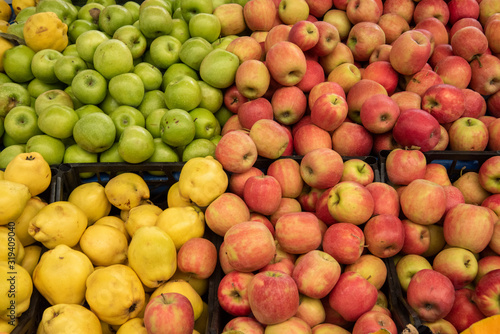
[0,0,500,333]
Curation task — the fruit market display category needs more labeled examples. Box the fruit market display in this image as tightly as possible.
[1,0,500,333]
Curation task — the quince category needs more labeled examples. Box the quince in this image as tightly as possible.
[23,11,68,52]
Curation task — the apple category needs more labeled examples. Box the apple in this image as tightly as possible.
[400,179,447,226]
[176,237,217,280]
[217,271,254,316]
[237,98,273,130]
[478,156,500,194]
[310,93,348,133]
[148,35,183,70]
[214,130,257,174]
[223,316,265,334]
[234,60,270,100]
[401,219,431,256]
[249,119,289,159]
[488,118,500,151]
[226,36,262,64]
[451,26,488,63]
[144,293,194,334]
[213,4,247,37]
[322,222,364,265]
[30,49,63,84]
[444,203,496,254]
[434,56,471,90]
[448,117,489,151]
[390,91,422,113]
[389,30,432,76]
[433,247,478,290]
[93,39,134,80]
[117,125,155,164]
[299,147,344,191]
[265,41,307,86]
[346,79,387,124]
[266,158,303,198]
[475,256,500,285]
[365,182,400,217]
[346,22,385,63]
[424,163,451,187]
[384,148,427,186]
[444,288,485,332]
[473,269,500,317]
[278,0,309,25]
[328,271,378,322]
[377,13,410,44]
[453,171,491,205]
[362,60,399,95]
[382,0,415,23]
[327,181,374,226]
[351,310,397,334]
[295,294,326,328]
[326,63,362,94]
[288,20,319,52]
[359,94,400,134]
[247,270,299,325]
[243,174,282,216]
[396,254,433,292]
[264,316,312,333]
[344,254,387,290]
[271,86,307,125]
[295,59,325,94]
[469,54,500,96]
[422,83,466,125]
[164,75,202,112]
[4,106,43,144]
[243,0,276,32]
[264,24,293,53]
[37,104,79,140]
[275,212,322,255]
[204,192,250,237]
[308,81,346,109]
[392,108,441,152]
[363,214,405,258]
[369,44,392,63]
[340,159,374,186]
[224,85,248,114]
[53,55,88,86]
[462,89,487,119]
[270,197,303,225]
[309,21,340,57]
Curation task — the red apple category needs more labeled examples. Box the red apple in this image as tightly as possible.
[429,43,454,68]
[432,247,479,290]
[265,41,307,86]
[308,81,346,109]
[226,36,263,64]
[224,85,249,114]
[351,310,398,334]
[314,186,338,226]
[327,181,375,226]
[462,88,487,118]
[215,130,258,174]
[401,219,431,256]
[322,222,365,265]
[413,0,450,25]
[340,158,375,186]
[392,108,441,152]
[363,214,405,258]
[390,30,432,76]
[205,192,251,237]
[295,59,326,93]
[223,316,265,334]
[217,271,255,316]
[361,61,399,95]
[473,268,500,317]
[237,97,274,130]
[478,155,500,194]
[228,167,264,198]
[377,13,410,45]
[405,69,444,98]
[264,24,292,54]
[243,174,282,216]
[271,85,307,126]
[288,20,319,52]
[144,293,195,334]
[275,211,323,255]
[400,178,447,225]
[249,118,290,159]
[451,26,489,62]
[359,94,400,134]
[177,237,217,280]
[267,158,303,199]
[331,122,374,157]
[444,288,486,332]
[475,255,500,285]
[221,114,244,136]
[346,22,386,63]
[390,91,422,112]
[415,17,449,45]
[469,53,500,96]
[448,117,489,152]
[244,0,277,32]
[448,0,480,25]
[434,56,472,89]
[299,147,344,190]
[309,21,341,57]
[293,123,333,156]
[343,254,387,290]
[346,79,387,124]
[365,182,400,216]
[346,0,383,24]
[396,254,434,292]
[382,0,415,24]
[384,148,427,186]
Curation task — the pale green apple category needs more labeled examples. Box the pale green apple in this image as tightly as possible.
[140,0,172,14]
[99,142,125,163]
[15,6,36,24]
[27,79,65,99]
[179,36,213,71]
[148,35,183,70]
[68,19,99,44]
[180,0,213,22]
[73,112,116,153]
[99,92,121,115]
[123,1,140,22]
[31,49,64,84]
[26,134,66,166]
[110,105,146,139]
[93,39,134,80]
[160,108,196,147]
[182,138,216,161]
[113,24,147,59]
[4,106,43,144]
[62,44,80,58]
[0,73,12,85]
[98,4,134,36]
[0,83,32,119]
[63,144,99,178]
[146,137,179,164]
[197,80,223,113]
[117,125,155,163]
[138,90,167,119]
[161,62,199,90]
[75,105,104,118]
[188,13,221,43]
[64,86,85,110]
[199,48,239,89]
[71,69,108,105]
[145,108,167,138]
[34,89,74,116]
[0,145,26,169]
[36,0,78,26]
[170,18,190,44]
[3,45,36,83]
[75,29,110,63]
[133,62,163,91]
[54,55,89,86]
[164,75,202,111]
[139,5,173,39]
[37,104,79,139]
[108,72,145,107]
[214,105,232,128]
[189,107,221,139]
[78,2,104,24]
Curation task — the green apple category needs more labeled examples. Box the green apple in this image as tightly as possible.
[180,0,213,22]
[34,89,74,116]
[3,45,36,83]
[188,13,221,43]
[64,86,85,110]
[98,4,134,36]
[146,137,179,165]
[199,48,239,89]
[75,29,110,63]
[160,108,196,147]
[170,18,190,44]
[145,108,167,138]
[212,35,238,50]
[138,90,166,118]
[54,55,89,85]
[123,1,141,22]
[15,6,37,24]
[0,83,32,119]
[68,19,99,44]
[0,73,12,85]
[164,75,202,111]
[161,62,199,90]
[73,112,116,153]
[172,7,183,19]
[3,106,43,143]
[140,0,172,14]
[93,39,134,80]
[78,2,104,24]
[232,0,249,6]
[108,72,145,107]
[75,104,104,118]
[0,144,26,169]
[31,49,64,84]
[3,132,22,147]
[214,105,232,128]
[63,144,99,178]
[138,5,173,39]
[36,0,78,26]
[71,69,108,105]
[148,35,183,70]
[210,134,222,146]
[133,62,163,91]
[26,134,66,166]
[0,117,3,138]
[98,91,121,115]
[99,142,125,163]
[117,125,155,163]
[198,80,223,113]
[181,138,216,161]
[37,104,79,139]
[62,44,81,58]
[213,0,232,8]
[27,79,66,99]
[113,24,147,59]
[110,105,146,139]
[178,36,213,71]
[189,107,221,139]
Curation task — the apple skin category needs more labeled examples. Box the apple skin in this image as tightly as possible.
[453,171,491,206]
[482,194,500,217]
[385,148,427,186]
[264,316,312,333]
[243,174,282,216]
[267,158,304,199]
[294,294,326,328]
[424,163,451,187]
[448,117,489,152]
[469,54,500,96]
[400,179,447,226]
[421,84,466,124]
[473,269,500,317]
[177,237,217,279]
[451,26,489,62]
[331,122,374,157]
[351,310,397,334]
[377,13,410,45]
[224,84,248,114]
[443,203,497,254]
[247,270,300,325]
[309,21,341,58]
[235,60,271,100]
[462,88,487,118]
[299,148,344,190]
[345,0,383,25]
[215,130,257,174]
[475,255,500,285]
[363,214,405,258]
[213,3,247,37]
[405,69,444,98]
[407,269,456,323]
[444,288,485,333]
[228,167,264,198]
[264,24,293,54]
[249,119,290,159]
[292,250,341,300]
[297,186,325,213]
[308,81,346,109]
[344,254,387,290]
[275,211,323,254]
[224,220,277,273]
[432,247,479,290]
[314,186,338,226]
[217,271,254,317]
[340,159,374,186]
[243,0,277,32]
[237,97,273,130]
[328,271,378,323]
[271,86,308,126]
[392,108,441,152]
[265,41,307,86]
[143,292,195,334]
[390,30,432,76]
[293,123,333,156]
[478,156,500,194]
[327,181,374,226]
[359,93,400,134]
[434,55,472,90]
[288,20,319,52]
[346,21,386,63]
[295,59,326,94]
[396,254,434,292]
[322,222,364,265]
[346,79,387,124]
[222,316,265,334]
[365,182,400,217]
[205,192,251,237]
[487,118,500,151]
[310,93,348,133]
[401,219,431,256]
